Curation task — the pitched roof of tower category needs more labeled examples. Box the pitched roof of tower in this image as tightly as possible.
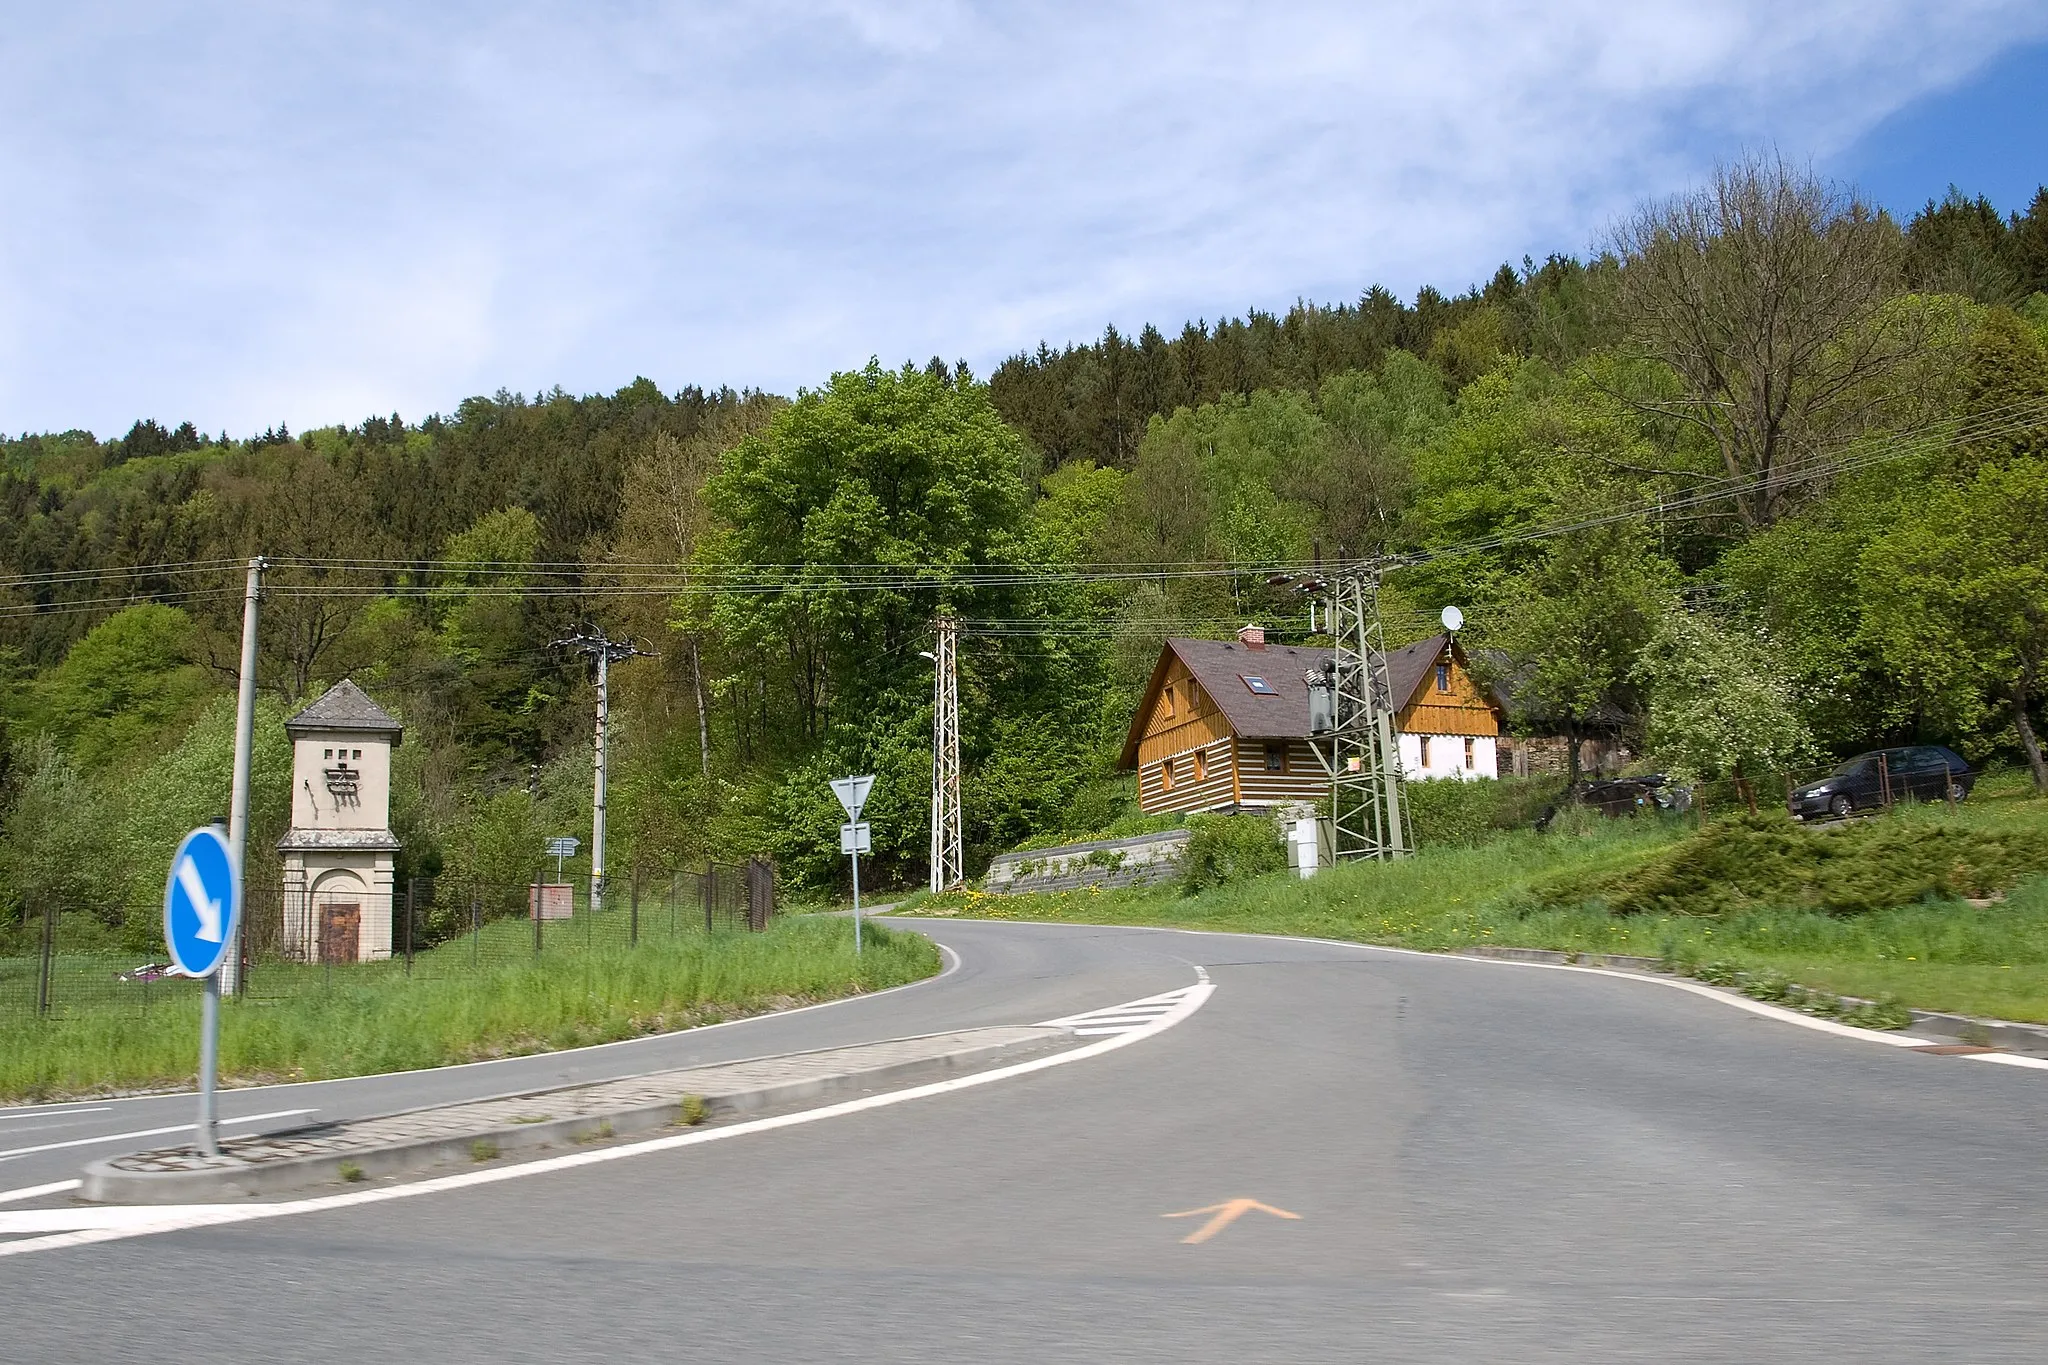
[285,679,403,740]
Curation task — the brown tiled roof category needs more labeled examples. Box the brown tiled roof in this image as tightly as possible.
[285,679,403,740]
[1163,638,1336,740]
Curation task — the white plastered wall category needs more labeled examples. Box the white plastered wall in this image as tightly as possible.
[292,731,393,830]
[1398,732,1498,781]
[282,726,399,961]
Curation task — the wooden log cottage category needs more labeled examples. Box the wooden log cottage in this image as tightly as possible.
[1118,626,1509,816]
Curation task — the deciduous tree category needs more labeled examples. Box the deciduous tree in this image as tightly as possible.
[1610,155,1907,529]
[1859,458,2048,791]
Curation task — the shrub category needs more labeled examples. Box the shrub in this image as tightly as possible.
[1404,775,1573,846]
[1180,814,1285,892]
[1531,811,2048,916]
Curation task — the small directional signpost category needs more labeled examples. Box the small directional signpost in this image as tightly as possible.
[830,775,875,953]
[545,835,580,882]
[164,825,242,1156]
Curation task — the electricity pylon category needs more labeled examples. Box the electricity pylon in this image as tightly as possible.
[928,614,964,893]
[552,629,656,913]
[1316,563,1410,861]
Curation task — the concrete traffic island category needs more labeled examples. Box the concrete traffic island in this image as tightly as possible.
[81,1025,1076,1204]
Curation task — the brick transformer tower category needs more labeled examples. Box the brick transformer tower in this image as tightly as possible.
[276,680,403,962]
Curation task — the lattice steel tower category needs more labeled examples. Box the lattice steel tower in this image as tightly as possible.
[928,614,964,893]
[1320,565,1411,861]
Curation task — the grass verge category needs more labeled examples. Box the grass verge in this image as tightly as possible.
[913,791,2048,1025]
[0,916,938,1103]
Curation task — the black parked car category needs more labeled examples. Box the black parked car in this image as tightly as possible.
[1534,774,1692,830]
[1787,745,1974,820]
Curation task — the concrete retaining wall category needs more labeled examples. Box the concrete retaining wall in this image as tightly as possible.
[983,830,1189,894]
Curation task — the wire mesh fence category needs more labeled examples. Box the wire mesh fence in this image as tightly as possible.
[1684,750,1975,822]
[0,859,776,1024]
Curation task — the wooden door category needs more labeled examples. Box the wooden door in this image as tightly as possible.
[320,903,361,964]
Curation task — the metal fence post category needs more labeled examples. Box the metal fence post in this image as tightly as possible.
[405,879,416,977]
[630,869,640,948]
[471,891,480,967]
[1945,762,1958,813]
[670,870,679,939]
[534,866,544,957]
[37,900,55,1017]
[703,862,715,935]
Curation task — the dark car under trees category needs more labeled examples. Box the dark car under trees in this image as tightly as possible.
[1786,745,1974,820]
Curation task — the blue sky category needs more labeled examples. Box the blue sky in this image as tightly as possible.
[3,2,2045,440]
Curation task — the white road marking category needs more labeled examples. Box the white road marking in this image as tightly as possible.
[1039,986,1200,1037]
[0,1180,81,1205]
[0,1106,113,1127]
[0,1109,316,1163]
[0,970,1213,1256]
[998,918,2048,1074]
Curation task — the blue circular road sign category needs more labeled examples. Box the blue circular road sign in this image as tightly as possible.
[163,826,241,978]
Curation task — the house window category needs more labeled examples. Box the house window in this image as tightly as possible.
[1264,743,1286,773]
[352,749,362,759]
[323,748,333,759]
[1436,662,1450,693]
[1193,748,1209,781]
[1164,685,1177,718]
[1241,675,1277,695]
[1161,755,1175,790]
[1464,737,1475,769]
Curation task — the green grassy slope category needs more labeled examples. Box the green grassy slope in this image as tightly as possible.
[916,786,2048,1024]
[1,916,938,1102]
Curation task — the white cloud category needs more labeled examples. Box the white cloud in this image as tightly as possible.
[0,1,2042,437]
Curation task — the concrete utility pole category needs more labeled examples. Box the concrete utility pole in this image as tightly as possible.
[222,556,266,996]
[927,615,963,894]
[552,630,655,913]
[1311,563,1410,862]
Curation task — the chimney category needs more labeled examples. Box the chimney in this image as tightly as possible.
[1237,624,1266,650]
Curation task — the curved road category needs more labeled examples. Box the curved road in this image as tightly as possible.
[3,917,2046,1363]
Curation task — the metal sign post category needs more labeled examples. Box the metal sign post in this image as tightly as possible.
[830,776,875,954]
[164,824,242,1156]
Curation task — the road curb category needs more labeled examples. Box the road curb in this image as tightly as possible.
[80,1025,1072,1204]
[1449,944,2048,1057]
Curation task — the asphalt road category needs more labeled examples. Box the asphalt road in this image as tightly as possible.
[4,917,2047,1363]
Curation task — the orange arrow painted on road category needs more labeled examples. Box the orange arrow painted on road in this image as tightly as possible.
[1161,1198,1302,1244]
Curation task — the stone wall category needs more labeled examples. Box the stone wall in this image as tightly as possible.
[983,830,1190,894]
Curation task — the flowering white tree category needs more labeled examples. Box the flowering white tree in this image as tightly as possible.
[1633,610,1815,800]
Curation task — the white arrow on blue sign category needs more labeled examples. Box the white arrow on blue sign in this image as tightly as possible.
[163,826,242,978]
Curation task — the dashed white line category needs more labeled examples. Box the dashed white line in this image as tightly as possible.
[0,1106,113,1129]
[0,1109,316,1164]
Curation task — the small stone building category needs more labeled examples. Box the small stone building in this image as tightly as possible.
[276,680,403,962]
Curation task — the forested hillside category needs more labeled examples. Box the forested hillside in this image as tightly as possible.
[4,163,2047,920]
